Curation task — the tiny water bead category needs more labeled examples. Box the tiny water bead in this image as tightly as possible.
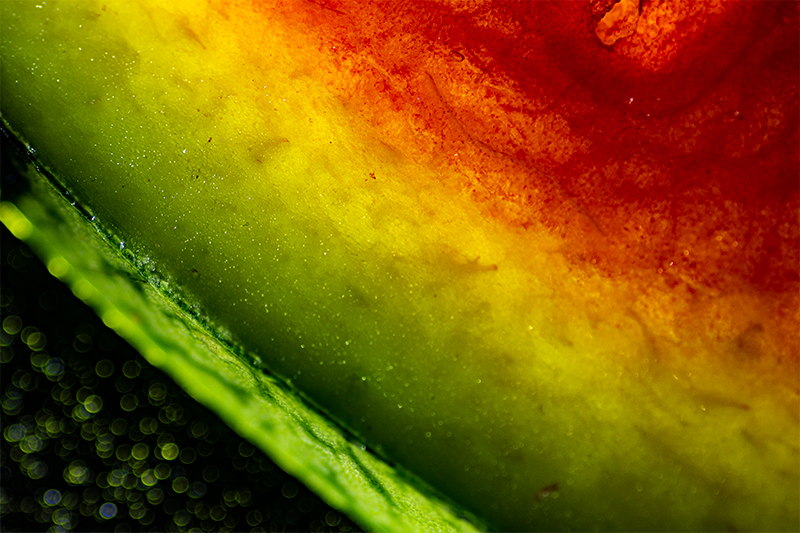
[99,501,118,519]
[172,476,190,494]
[188,482,207,499]
[95,359,115,378]
[44,489,62,506]
[0,224,363,532]
[282,482,299,499]
[131,443,150,460]
[161,442,179,460]
[3,315,23,334]
[44,357,65,378]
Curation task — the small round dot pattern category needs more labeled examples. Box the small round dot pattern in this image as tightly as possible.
[0,210,362,533]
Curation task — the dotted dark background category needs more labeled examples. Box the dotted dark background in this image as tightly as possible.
[1,138,365,532]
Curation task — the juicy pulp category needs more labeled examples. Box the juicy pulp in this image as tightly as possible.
[1,0,798,531]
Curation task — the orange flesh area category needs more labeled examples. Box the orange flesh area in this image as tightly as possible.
[239,0,799,379]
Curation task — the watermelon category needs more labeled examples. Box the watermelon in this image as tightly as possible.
[1,0,797,530]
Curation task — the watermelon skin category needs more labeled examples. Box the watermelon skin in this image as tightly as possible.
[1,0,798,531]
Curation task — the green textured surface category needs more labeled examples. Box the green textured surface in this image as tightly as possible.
[0,152,483,533]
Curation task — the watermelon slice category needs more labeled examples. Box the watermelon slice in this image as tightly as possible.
[1,1,797,530]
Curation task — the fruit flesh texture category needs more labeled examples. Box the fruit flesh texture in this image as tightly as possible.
[1,0,798,531]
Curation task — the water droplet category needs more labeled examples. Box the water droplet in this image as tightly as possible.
[95,360,114,378]
[325,511,341,527]
[161,442,179,460]
[99,502,117,519]
[281,481,298,499]
[44,489,62,506]
[83,395,103,414]
[172,476,189,493]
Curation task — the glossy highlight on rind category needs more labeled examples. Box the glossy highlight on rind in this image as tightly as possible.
[1,0,798,531]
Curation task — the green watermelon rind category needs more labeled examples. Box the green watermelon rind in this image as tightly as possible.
[0,134,486,533]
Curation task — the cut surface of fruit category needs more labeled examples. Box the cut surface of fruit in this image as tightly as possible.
[1,0,797,531]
